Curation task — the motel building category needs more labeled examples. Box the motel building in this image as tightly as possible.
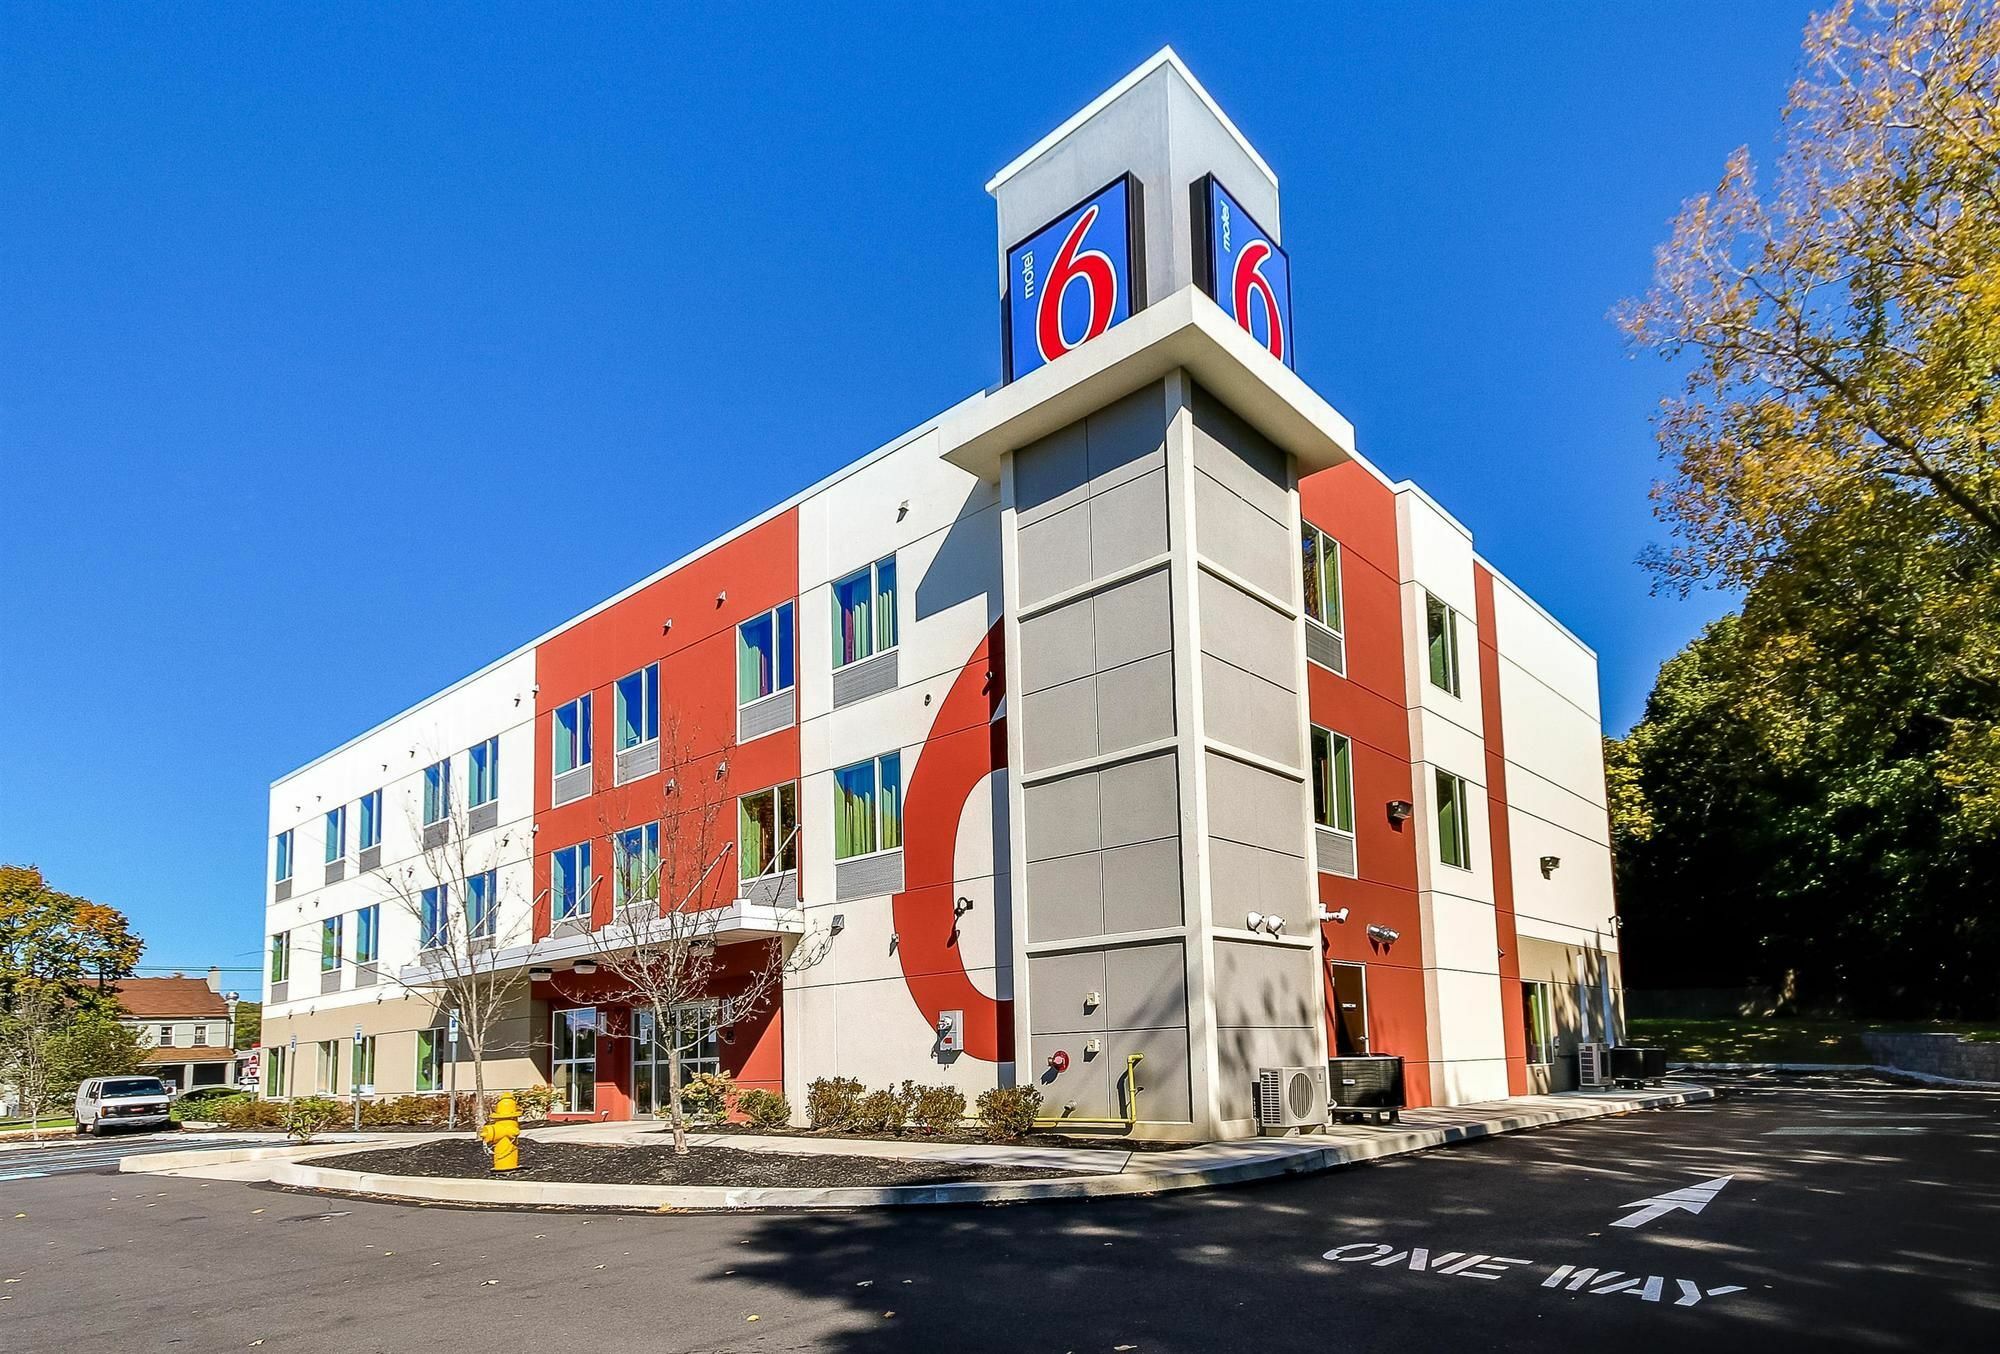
[260,50,1624,1141]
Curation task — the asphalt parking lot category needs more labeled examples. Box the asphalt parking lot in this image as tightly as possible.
[2,1076,1995,1353]
[0,1131,268,1181]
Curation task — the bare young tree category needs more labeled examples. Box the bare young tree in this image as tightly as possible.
[0,987,64,1143]
[373,744,540,1134]
[570,719,826,1154]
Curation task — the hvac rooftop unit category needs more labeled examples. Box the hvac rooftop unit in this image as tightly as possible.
[1577,1042,1610,1089]
[1258,1066,1328,1133]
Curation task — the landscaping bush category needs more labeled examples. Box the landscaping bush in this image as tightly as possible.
[733,1088,791,1130]
[899,1081,968,1135]
[282,1096,346,1143]
[853,1088,907,1135]
[171,1088,248,1123]
[805,1076,865,1131]
[210,1096,287,1130]
[677,1070,735,1124]
[512,1083,555,1121]
[975,1085,1042,1139]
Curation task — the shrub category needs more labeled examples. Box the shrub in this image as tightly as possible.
[677,1071,735,1123]
[805,1076,865,1131]
[282,1096,346,1143]
[853,1088,907,1135]
[171,1088,249,1123]
[975,1086,1042,1139]
[210,1096,287,1130]
[733,1088,791,1130]
[900,1082,968,1136]
[511,1083,555,1121]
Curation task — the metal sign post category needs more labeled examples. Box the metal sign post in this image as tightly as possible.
[447,1007,461,1130]
[352,1024,364,1132]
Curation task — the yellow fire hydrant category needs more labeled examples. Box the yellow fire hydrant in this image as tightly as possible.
[479,1093,521,1172]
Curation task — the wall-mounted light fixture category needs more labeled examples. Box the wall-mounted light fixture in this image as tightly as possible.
[829,913,846,935]
[1246,910,1265,933]
[1539,855,1561,878]
[572,959,598,976]
[1387,800,1414,824]
[528,966,553,983]
[1367,924,1401,945]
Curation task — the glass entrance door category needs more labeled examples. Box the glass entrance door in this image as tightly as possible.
[632,1004,721,1117]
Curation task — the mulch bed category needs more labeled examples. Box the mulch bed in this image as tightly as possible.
[686,1123,1204,1153]
[316,1138,1071,1189]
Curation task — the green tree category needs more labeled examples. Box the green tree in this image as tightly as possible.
[234,1002,262,1050]
[1614,0,2000,1015]
[0,865,144,1011]
[0,992,144,1139]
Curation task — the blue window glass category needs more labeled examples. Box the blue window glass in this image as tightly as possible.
[358,790,382,850]
[275,830,293,883]
[354,905,380,964]
[554,694,593,775]
[423,759,451,825]
[466,871,497,939]
[324,805,346,863]
[420,886,447,949]
[320,915,343,971]
[468,737,500,807]
[737,602,797,704]
[612,822,660,905]
[615,665,660,751]
[553,842,592,921]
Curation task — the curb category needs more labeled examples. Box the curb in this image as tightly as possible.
[1674,1061,2000,1091]
[237,1085,1713,1211]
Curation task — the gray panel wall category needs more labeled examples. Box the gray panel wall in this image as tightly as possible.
[1015,383,1192,1122]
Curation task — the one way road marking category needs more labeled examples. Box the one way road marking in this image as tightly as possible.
[1611,1175,1734,1229]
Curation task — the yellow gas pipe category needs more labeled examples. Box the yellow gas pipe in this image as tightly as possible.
[1034,1052,1145,1131]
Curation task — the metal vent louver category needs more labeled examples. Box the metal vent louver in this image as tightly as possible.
[1257,1066,1328,1130]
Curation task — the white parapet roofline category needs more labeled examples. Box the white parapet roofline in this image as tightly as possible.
[985,46,1278,196]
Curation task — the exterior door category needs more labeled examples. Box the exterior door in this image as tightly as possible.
[1327,962,1370,1055]
[632,1005,721,1117]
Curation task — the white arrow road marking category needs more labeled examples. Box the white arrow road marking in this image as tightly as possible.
[1611,1175,1734,1229]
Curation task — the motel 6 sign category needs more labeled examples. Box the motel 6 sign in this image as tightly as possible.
[1004,174,1144,383]
[1195,174,1294,368]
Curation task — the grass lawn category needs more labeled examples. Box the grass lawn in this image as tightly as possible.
[1630,1017,2000,1065]
[0,1113,72,1132]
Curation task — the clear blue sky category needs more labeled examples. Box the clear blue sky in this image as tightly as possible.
[0,3,1812,978]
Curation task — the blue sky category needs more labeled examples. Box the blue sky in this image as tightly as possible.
[0,3,1813,978]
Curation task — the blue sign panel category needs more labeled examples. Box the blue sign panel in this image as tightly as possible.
[1003,176,1142,383]
[1198,176,1293,368]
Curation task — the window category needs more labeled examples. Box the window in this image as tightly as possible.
[359,789,382,851]
[832,555,898,668]
[612,823,661,906]
[551,1007,597,1114]
[554,694,593,776]
[316,1039,339,1095]
[740,782,799,880]
[267,1046,288,1097]
[615,663,660,751]
[552,842,593,921]
[1436,769,1472,869]
[1310,727,1356,834]
[1522,980,1555,1066]
[355,905,380,965]
[158,1024,175,1047]
[738,603,797,705]
[324,805,346,863]
[466,871,497,940]
[321,915,343,971]
[468,736,500,808]
[415,1028,443,1092]
[268,931,290,984]
[833,753,903,859]
[193,1025,209,1047]
[274,829,293,883]
[352,1035,377,1092]
[420,885,447,949]
[1426,592,1462,696]
[423,758,452,825]
[1301,523,1344,634]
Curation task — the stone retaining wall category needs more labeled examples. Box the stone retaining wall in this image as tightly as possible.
[1861,1032,2000,1083]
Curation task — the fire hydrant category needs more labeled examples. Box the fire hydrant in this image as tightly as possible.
[479,1092,521,1172]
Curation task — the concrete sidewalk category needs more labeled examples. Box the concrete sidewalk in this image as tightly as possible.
[121,1082,1713,1209]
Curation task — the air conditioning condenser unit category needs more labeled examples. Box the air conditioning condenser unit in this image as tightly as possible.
[1258,1065,1328,1133]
